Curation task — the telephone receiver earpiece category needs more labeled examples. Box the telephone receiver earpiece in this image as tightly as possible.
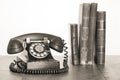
[7,39,24,54]
[7,33,64,54]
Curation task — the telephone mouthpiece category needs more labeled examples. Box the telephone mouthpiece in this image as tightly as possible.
[7,39,24,54]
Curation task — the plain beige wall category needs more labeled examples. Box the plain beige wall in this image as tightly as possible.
[0,0,119,55]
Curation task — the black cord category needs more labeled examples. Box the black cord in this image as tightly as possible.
[9,41,69,74]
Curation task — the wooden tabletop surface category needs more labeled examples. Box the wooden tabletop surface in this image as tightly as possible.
[0,55,120,80]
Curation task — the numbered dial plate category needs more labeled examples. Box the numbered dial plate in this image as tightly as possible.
[29,43,49,59]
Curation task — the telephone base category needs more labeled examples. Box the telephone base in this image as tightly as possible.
[27,60,60,70]
[9,60,69,74]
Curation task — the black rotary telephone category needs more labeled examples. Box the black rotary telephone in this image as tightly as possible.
[7,33,68,74]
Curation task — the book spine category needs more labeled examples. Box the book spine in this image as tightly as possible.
[78,4,83,63]
[70,24,79,65]
[95,11,106,64]
[87,3,97,65]
[80,3,90,65]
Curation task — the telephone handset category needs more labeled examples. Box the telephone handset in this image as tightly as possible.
[7,33,68,74]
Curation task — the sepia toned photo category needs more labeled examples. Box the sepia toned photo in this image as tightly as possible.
[0,0,119,80]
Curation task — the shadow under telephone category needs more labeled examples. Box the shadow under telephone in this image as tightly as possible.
[7,33,68,74]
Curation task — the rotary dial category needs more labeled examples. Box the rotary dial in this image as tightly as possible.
[29,43,49,59]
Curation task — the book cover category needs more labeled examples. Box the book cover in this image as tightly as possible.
[87,3,98,65]
[78,4,83,64]
[95,11,106,64]
[70,24,79,65]
[79,3,91,65]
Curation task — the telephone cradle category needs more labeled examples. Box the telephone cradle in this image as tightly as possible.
[7,33,69,74]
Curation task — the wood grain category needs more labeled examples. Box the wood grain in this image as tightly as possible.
[0,56,119,80]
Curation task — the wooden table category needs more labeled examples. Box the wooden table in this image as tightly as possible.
[0,55,120,80]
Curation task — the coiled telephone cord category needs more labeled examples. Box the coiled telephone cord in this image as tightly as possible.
[9,41,69,74]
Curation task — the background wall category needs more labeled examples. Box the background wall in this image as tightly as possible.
[0,0,119,55]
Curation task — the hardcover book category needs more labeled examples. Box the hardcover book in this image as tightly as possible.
[95,11,106,64]
[87,3,98,64]
[78,4,83,63]
[79,3,91,65]
[70,24,79,65]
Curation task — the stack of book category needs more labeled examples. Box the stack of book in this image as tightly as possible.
[70,3,106,65]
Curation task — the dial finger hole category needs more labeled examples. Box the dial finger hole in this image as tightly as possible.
[30,50,34,53]
[30,46,33,49]
[35,43,38,45]
[32,52,37,55]
[40,53,44,57]
[40,43,44,46]
[31,44,35,47]
[43,52,48,56]
[36,54,41,57]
